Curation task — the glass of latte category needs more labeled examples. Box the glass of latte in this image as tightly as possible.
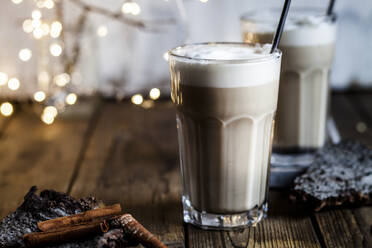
[168,43,282,229]
[241,8,337,166]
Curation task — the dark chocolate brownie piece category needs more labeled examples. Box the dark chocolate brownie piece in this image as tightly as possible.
[0,186,138,248]
[291,140,372,211]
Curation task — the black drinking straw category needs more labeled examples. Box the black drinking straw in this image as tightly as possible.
[327,0,336,16]
[270,0,292,54]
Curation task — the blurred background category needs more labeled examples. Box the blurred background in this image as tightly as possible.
[0,0,371,122]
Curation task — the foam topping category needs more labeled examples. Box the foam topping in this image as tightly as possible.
[169,43,281,88]
[242,10,336,46]
[171,43,273,61]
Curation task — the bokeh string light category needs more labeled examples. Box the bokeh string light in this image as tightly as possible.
[97,25,108,37]
[11,0,23,4]
[34,91,46,102]
[18,49,32,61]
[131,94,144,105]
[50,21,62,38]
[8,78,20,91]
[149,88,161,100]
[6,0,188,123]
[65,93,77,105]
[44,0,55,9]
[44,106,58,117]
[32,10,42,20]
[33,27,43,39]
[23,19,33,33]
[41,110,55,124]
[49,43,63,56]
[121,1,141,16]
[41,105,57,124]
[0,102,14,117]
[32,19,41,28]
[54,73,70,87]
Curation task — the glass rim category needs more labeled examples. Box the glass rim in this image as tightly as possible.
[241,7,337,24]
[168,42,281,64]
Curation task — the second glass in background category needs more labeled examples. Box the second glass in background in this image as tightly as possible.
[241,8,337,166]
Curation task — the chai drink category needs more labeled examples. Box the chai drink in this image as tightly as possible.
[242,9,336,165]
[169,43,282,229]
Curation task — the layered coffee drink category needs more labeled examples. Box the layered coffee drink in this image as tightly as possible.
[169,43,282,229]
[242,9,337,165]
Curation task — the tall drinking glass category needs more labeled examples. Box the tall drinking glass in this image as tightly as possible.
[242,8,337,166]
[168,43,282,229]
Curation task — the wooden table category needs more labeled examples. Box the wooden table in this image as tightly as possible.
[0,93,371,248]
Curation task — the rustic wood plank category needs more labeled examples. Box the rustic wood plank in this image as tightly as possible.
[0,101,97,218]
[69,102,184,247]
[187,226,224,248]
[311,93,371,248]
[187,191,321,248]
[315,210,364,248]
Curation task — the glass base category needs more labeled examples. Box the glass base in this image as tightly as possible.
[271,152,315,166]
[182,196,267,230]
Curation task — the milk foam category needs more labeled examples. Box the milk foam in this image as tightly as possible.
[173,43,272,60]
[169,43,281,88]
[241,10,336,46]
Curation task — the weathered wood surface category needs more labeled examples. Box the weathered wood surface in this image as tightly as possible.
[312,94,372,248]
[0,94,371,247]
[187,190,321,248]
[342,94,372,248]
[69,102,184,247]
[0,103,96,217]
[70,102,322,248]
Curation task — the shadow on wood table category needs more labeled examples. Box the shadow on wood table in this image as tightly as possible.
[0,93,371,247]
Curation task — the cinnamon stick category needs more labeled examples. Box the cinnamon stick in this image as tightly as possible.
[26,211,167,248]
[24,220,111,247]
[118,214,167,248]
[37,204,121,231]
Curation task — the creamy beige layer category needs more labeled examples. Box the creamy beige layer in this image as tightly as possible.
[275,44,334,148]
[243,32,335,149]
[173,82,278,213]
